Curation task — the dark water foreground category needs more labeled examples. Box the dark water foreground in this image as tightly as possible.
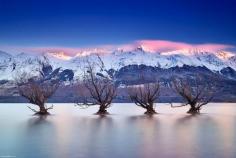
[0,103,235,158]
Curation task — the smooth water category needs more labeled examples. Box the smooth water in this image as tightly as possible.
[0,103,235,158]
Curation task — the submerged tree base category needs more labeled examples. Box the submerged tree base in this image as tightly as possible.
[187,108,200,115]
[27,105,53,116]
[95,109,109,115]
[34,111,51,115]
[144,109,158,115]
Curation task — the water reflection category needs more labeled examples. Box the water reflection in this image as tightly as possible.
[27,115,51,126]
[16,116,56,158]
[126,115,161,158]
[0,104,235,158]
[172,114,217,158]
[78,116,115,158]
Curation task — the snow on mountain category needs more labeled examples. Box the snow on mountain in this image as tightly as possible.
[0,47,236,81]
[46,51,72,60]
[0,51,14,80]
[0,50,12,61]
[80,47,236,71]
[0,51,12,65]
[228,56,236,69]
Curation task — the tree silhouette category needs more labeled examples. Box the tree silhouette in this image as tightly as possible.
[17,79,58,115]
[76,58,116,115]
[128,82,160,115]
[16,61,59,115]
[171,77,215,114]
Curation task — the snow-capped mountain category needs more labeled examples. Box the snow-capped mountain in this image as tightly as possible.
[0,50,12,61]
[0,47,236,81]
[1,47,236,102]
[71,47,236,74]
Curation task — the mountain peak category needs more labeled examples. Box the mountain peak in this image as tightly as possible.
[46,51,72,60]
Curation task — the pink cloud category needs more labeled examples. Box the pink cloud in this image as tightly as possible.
[0,40,234,56]
[135,40,233,52]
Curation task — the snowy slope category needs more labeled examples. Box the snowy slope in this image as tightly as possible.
[0,47,236,80]
[77,47,236,71]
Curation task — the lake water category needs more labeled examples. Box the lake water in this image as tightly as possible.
[0,103,235,158]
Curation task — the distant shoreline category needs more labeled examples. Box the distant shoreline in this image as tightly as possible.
[0,96,235,103]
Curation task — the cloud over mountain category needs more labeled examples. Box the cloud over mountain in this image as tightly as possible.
[1,40,234,57]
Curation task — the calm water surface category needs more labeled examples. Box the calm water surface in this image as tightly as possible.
[0,103,235,158]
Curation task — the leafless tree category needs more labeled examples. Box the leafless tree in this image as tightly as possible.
[76,60,116,115]
[15,60,60,115]
[170,77,215,114]
[128,82,160,115]
[17,78,59,115]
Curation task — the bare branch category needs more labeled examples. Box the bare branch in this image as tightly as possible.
[170,102,189,108]
[16,69,59,115]
[27,106,38,113]
[171,76,216,114]
[76,55,117,115]
[128,82,160,115]
[46,104,54,110]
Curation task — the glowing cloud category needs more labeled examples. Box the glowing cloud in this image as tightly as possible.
[0,40,234,58]
[135,40,234,52]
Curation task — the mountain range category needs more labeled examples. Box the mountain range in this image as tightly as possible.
[0,46,236,102]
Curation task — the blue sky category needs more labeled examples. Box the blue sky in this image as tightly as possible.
[0,0,235,48]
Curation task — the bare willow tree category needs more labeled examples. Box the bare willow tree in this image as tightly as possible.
[16,60,60,115]
[17,80,59,115]
[128,82,160,115]
[76,59,116,115]
[171,77,215,114]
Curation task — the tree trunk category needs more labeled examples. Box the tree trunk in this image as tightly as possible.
[187,105,200,115]
[35,105,50,115]
[144,106,157,115]
[95,105,109,115]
